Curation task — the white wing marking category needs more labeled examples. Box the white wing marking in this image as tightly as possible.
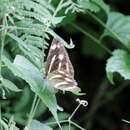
[55,81,68,88]
[64,77,73,82]
[63,86,78,91]
[58,62,62,71]
[48,55,56,74]
[66,63,69,73]
[49,74,62,80]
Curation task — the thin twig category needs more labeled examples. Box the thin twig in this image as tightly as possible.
[68,103,81,130]
[71,121,86,130]
[0,118,8,130]
[0,15,7,78]
[26,95,38,128]
[45,120,68,125]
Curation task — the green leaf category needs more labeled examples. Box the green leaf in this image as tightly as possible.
[13,55,59,124]
[7,33,29,54]
[106,49,130,84]
[10,125,20,130]
[92,0,110,14]
[2,55,22,77]
[7,33,42,68]
[78,0,100,12]
[2,78,22,92]
[13,126,20,130]
[51,16,65,26]
[2,55,59,125]
[46,113,69,127]
[102,12,130,49]
[30,120,53,130]
[8,116,20,130]
[57,125,75,130]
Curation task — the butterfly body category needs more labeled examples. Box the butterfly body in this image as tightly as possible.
[45,38,81,93]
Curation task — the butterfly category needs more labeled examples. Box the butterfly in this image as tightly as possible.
[45,38,81,94]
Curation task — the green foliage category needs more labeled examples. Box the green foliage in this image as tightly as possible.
[106,50,130,84]
[2,78,22,92]
[13,55,58,122]
[103,12,130,85]
[102,12,130,49]
[61,0,109,14]
[0,0,89,129]
[91,0,110,14]
[30,120,53,130]
[0,0,130,129]
[77,0,109,13]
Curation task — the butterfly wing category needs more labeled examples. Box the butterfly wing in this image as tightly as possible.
[45,38,81,93]
[45,38,74,77]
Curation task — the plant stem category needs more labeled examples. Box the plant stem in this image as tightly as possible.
[46,120,68,125]
[0,118,8,130]
[45,0,64,32]
[69,103,81,120]
[71,121,86,130]
[0,107,2,130]
[26,94,38,128]
[72,23,112,55]
[0,26,34,31]
[69,121,71,130]
[0,16,7,78]
[68,103,82,130]
[41,39,45,75]
[46,119,86,130]
[86,11,129,51]
[32,98,40,117]
[52,0,64,17]
[0,38,4,76]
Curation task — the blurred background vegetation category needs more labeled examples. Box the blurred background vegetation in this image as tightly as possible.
[1,0,130,130]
